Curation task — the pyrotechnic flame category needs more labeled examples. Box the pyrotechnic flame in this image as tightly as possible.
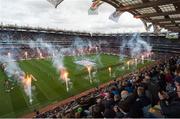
[95,46,98,52]
[127,61,130,69]
[60,68,70,92]
[64,72,68,80]
[22,73,37,104]
[39,52,43,58]
[25,52,28,59]
[8,52,11,57]
[23,74,37,88]
[108,67,111,72]
[108,67,112,77]
[60,68,67,80]
[141,55,144,63]
[135,58,138,66]
[87,65,92,73]
[24,74,31,86]
[86,65,92,84]
[127,61,130,65]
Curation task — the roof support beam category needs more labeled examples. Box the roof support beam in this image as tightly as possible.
[101,0,119,8]
[142,0,149,3]
[155,24,178,32]
[164,27,180,32]
[151,18,180,22]
[118,0,180,11]
[134,11,180,18]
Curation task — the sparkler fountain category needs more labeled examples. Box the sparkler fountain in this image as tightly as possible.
[21,73,37,104]
[8,52,11,58]
[60,68,70,92]
[29,39,71,91]
[39,51,43,59]
[95,46,98,52]
[135,58,138,67]
[0,51,36,104]
[24,51,28,59]
[86,65,92,84]
[127,61,130,70]
[108,67,112,77]
[141,55,144,64]
[64,72,69,92]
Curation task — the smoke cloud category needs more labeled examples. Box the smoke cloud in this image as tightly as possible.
[120,33,152,58]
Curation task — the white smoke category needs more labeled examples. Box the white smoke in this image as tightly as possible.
[29,39,65,71]
[0,55,23,78]
[72,37,103,67]
[29,40,43,58]
[120,33,152,58]
[0,51,34,103]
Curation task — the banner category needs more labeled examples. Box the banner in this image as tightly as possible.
[88,0,104,15]
[141,19,152,31]
[47,0,64,8]
[166,32,179,39]
[109,10,123,22]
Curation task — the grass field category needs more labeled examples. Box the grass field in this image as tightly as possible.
[0,54,152,117]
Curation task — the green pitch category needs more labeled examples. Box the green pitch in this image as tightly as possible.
[0,54,152,117]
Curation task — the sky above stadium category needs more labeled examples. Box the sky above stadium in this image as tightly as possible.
[0,0,147,33]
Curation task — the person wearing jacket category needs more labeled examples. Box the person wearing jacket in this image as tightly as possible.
[158,74,180,118]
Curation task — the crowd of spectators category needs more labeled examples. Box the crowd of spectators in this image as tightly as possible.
[34,55,180,118]
[1,30,180,55]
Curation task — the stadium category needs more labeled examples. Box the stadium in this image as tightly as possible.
[0,0,180,118]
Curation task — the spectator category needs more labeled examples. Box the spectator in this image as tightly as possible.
[89,98,104,118]
[114,95,120,105]
[113,105,125,118]
[111,87,119,96]
[158,68,180,118]
[129,86,151,118]
[118,90,136,113]
[103,92,114,109]
[103,107,115,118]
[164,69,174,84]
[142,75,159,106]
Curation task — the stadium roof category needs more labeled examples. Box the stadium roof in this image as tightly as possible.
[101,0,180,32]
